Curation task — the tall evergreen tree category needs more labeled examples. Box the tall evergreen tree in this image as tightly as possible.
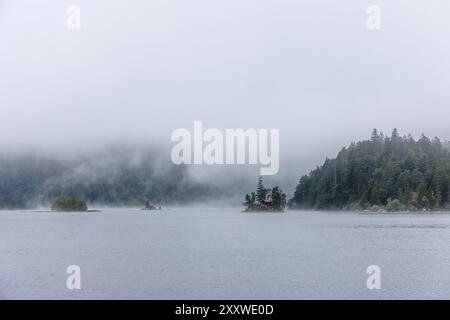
[256,176,267,204]
[271,186,287,211]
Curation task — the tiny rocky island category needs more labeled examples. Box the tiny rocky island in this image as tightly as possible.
[142,200,162,211]
[51,196,88,212]
[243,177,287,212]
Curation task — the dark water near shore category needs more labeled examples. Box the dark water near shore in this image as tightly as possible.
[1,208,450,299]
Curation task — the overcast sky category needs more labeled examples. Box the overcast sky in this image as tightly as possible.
[1,0,449,180]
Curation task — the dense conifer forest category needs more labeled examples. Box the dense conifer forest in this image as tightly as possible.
[290,130,450,211]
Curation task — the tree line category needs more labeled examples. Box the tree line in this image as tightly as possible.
[290,129,450,211]
[0,149,219,209]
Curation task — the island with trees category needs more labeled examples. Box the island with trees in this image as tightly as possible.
[243,177,287,212]
[290,129,450,212]
[142,200,162,211]
[51,196,88,212]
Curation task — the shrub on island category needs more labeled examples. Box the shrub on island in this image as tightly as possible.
[51,196,88,212]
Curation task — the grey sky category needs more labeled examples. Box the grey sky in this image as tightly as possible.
[1,0,449,179]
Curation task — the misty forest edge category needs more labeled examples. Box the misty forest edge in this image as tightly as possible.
[1,129,450,212]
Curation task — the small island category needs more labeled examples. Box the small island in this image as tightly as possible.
[142,200,162,211]
[243,177,287,212]
[51,196,88,212]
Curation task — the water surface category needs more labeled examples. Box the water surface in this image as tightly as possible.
[1,208,450,299]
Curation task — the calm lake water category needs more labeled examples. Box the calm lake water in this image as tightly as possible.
[1,208,450,299]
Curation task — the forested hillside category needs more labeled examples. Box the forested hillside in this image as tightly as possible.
[291,130,450,211]
[0,148,218,209]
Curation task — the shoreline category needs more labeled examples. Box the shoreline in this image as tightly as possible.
[1,207,450,214]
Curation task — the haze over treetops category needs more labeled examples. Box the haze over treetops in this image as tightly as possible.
[290,129,450,211]
[0,130,449,212]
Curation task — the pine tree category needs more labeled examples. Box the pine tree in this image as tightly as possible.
[371,129,379,143]
[271,186,287,211]
[243,192,256,208]
[256,176,267,204]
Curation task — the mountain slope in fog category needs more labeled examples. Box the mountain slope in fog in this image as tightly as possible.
[0,147,220,209]
[291,130,450,211]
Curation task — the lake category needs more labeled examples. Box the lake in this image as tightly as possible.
[1,208,450,299]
